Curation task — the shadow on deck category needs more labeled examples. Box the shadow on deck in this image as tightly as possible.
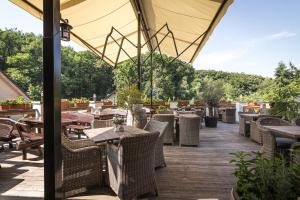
[0,122,259,200]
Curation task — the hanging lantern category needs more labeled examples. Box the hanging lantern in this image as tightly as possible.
[60,19,72,41]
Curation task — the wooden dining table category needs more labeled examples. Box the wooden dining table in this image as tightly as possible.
[262,125,300,141]
[22,117,75,129]
[84,126,148,143]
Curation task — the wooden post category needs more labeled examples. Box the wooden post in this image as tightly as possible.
[43,0,63,199]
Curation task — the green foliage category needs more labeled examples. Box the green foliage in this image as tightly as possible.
[230,151,300,200]
[267,62,300,121]
[156,105,167,113]
[194,70,270,101]
[70,97,89,104]
[116,84,142,109]
[0,28,114,100]
[200,78,225,116]
[0,96,28,105]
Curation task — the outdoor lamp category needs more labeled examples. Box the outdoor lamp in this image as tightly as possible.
[60,19,72,41]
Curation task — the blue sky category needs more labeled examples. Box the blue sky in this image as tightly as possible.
[0,0,299,77]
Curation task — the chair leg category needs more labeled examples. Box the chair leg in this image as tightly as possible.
[37,146,43,156]
[22,149,27,160]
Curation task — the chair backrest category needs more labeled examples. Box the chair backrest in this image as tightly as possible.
[257,117,291,127]
[144,119,168,138]
[93,119,113,128]
[118,132,159,164]
[0,123,13,139]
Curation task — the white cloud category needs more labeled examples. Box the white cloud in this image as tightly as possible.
[265,31,296,40]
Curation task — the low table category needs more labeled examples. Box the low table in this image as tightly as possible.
[84,126,148,143]
[262,126,300,141]
[66,124,91,139]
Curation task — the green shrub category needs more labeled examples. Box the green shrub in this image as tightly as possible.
[230,151,300,200]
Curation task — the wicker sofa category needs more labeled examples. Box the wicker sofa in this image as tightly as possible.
[61,134,102,197]
[153,114,175,145]
[107,131,159,200]
[144,119,168,168]
[257,117,295,160]
[179,114,201,146]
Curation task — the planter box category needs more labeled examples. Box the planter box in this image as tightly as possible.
[10,104,26,110]
[61,101,70,111]
[178,100,189,107]
[0,105,10,110]
[74,102,89,108]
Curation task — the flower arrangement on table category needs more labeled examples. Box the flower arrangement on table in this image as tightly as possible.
[112,116,124,132]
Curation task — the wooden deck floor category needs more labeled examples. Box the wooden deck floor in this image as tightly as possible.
[0,122,259,200]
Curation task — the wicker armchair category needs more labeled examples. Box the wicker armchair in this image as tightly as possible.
[250,115,281,144]
[93,119,113,128]
[153,114,175,145]
[222,108,236,123]
[61,134,102,197]
[144,119,168,168]
[238,112,254,136]
[107,131,159,200]
[179,114,201,146]
[257,117,294,160]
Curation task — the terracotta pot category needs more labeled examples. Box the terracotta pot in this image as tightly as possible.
[102,101,112,106]
[0,105,10,110]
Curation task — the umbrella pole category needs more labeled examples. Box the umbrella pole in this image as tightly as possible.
[137,11,142,91]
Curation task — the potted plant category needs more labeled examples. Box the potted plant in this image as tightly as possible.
[71,97,89,108]
[8,96,29,110]
[0,100,10,110]
[117,84,144,127]
[156,105,168,114]
[112,116,124,132]
[230,151,300,200]
[61,99,70,111]
[200,79,224,128]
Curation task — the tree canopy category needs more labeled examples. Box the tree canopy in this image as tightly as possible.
[0,27,299,118]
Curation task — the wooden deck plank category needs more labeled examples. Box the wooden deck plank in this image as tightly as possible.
[0,122,259,200]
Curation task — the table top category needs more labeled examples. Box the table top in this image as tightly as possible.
[22,117,75,125]
[84,126,148,143]
[239,113,260,117]
[66,124,91,130]
[263,125,300,140]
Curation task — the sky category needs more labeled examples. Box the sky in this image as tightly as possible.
[0,0,299,78]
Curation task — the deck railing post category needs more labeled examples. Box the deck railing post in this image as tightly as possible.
[43,0,63,199]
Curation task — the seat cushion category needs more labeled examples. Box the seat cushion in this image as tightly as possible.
[276,137,295,149]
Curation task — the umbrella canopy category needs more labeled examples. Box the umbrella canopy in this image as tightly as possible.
[10,0,233,65]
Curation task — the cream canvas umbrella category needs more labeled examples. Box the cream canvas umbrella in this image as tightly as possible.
[10,0,233,66]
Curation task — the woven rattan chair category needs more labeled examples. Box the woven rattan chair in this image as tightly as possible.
[93,119,113,128]
[257,117,294,160]
[179,114,201,146]
[107,131,159,200]
[222,108,236,123]
[153,114,175,145]
[61,134,102,197]
[250,115,281,144]
[238,112,254,136]
[144,119,168,168]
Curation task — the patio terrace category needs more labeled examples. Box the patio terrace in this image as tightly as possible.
[0,122,259,200]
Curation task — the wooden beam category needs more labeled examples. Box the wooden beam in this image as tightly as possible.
[43,0,63,199]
